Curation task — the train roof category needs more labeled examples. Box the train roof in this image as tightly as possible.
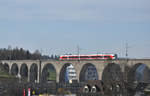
[60,54,116,57]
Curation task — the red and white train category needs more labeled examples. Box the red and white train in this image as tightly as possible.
[59,54,117,60]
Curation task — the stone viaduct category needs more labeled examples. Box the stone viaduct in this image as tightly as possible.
[0,59,150,84]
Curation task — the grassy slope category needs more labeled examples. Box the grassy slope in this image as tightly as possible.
[0,65,15,78]
[47,70,56,81]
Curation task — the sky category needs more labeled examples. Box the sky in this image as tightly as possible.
[0,0,150,58]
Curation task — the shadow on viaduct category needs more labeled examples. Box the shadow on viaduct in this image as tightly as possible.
[0,59,150,84]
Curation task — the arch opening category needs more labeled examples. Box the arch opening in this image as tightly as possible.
[30,63,38,83]
[128,63,150,84]
[3,63,9,73]
[102,63,124,95]
[79,63,98,82]
[11,63,18,76]
[42,63,56,83]
[127,63,150,96]
[0,63,9,75]
[59,63,77,83]
[20,63,28,82]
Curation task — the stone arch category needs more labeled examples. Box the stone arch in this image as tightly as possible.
[3,63,9,73]
[11,63,19,76]
[79,63,99,82]
[20,63,28,82]
[102,63,124,95]
[127,63,150,84]
[102,63,123,83]
[59,63,77,83]
[41,63,56,83]
[30,63,38,83]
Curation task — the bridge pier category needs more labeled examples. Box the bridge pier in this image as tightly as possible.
[27,68,30,82]
[37,61,41,83]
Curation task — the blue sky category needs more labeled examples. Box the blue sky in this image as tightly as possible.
[0,0,150,58]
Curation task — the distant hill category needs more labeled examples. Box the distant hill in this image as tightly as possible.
[0,47,59,60]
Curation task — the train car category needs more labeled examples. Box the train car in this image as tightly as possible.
[59,54,117,60]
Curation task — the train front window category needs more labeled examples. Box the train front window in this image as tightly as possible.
[104,56,111,58]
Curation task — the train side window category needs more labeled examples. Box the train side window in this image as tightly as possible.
[62,57,67,59]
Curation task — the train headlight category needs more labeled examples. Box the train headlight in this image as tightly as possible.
[91,86,97,93]
[83,85,90,93]
[116,84,120,92]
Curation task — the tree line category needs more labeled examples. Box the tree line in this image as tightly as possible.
[0,47,59,60]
